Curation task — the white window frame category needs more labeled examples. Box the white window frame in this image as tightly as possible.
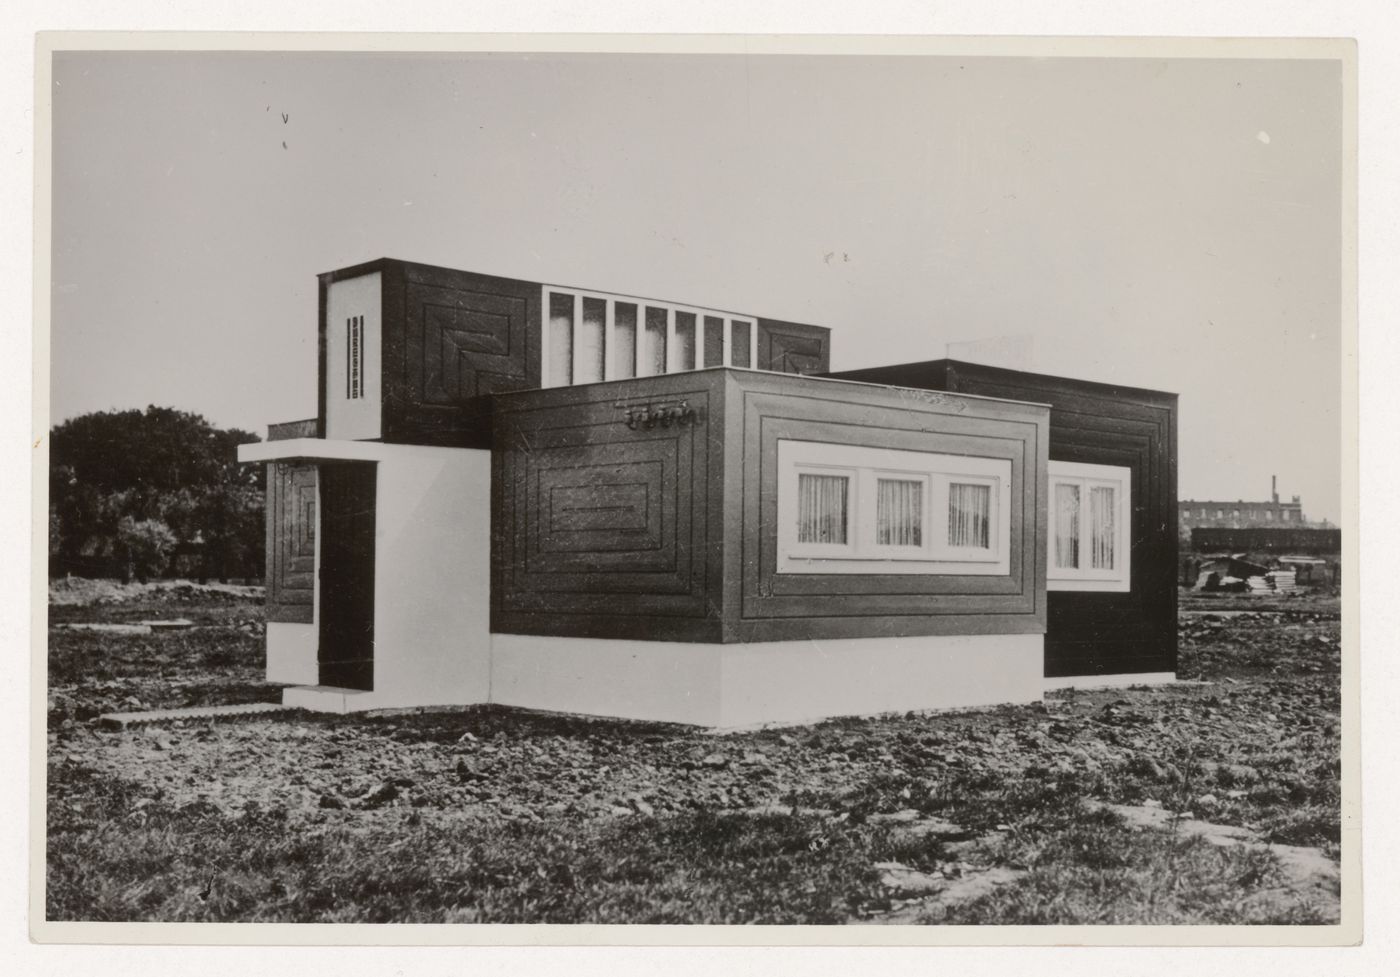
[777,440,1012,575]
[1047,460,1131,593]
[540,285,758,387]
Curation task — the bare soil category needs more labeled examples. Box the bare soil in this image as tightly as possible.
[44,582,1342,925]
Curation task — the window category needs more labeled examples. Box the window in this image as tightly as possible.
[1265,509,1274,522]
[541,285,759,387]
[1216,509,1224,519]
[346,315,365,399]
[1048,461,1130,592]
[778,440,1012,575]
[1283,510,1292,522]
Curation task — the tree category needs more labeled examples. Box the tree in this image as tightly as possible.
[49,407,263,579]
[116,516,177,583]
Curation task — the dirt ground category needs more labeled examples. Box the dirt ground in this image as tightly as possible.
[44,582,1342,925]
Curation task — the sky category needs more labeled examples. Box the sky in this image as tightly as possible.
[48,49,1344,522]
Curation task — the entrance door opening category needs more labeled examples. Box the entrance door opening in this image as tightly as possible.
[318,462,376,690]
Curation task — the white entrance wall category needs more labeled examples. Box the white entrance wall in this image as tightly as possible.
[240,439,493,712]
[369,445,492,709]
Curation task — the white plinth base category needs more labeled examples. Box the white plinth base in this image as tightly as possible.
[1043,671,1177,692]
[490,632,1045,728]
[266,623,318,686]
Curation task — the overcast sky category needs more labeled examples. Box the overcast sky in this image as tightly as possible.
[49,50,1343,521]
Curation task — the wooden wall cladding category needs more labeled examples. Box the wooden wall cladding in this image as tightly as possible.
[825,359,1178,677]
[492,369,1048,644]
[491,371,726,642]
[729,371,1048,643]
[319,260,541,448]
[268,418,318,441]
[756,318,832,375]
[266,462,317,624]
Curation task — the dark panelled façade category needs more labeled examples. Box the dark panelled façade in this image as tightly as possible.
[491,368,1049,645]
[825,359,1178,678]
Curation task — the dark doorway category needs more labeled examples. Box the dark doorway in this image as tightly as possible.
[318,462,376,690]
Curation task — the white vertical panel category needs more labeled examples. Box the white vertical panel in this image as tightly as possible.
[603,300,616,381]
[665,307,677,374]
[571,292,584,384]
[324,272,382,441]
[539,286,551,389]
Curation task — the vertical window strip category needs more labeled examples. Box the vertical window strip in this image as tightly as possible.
[355,316,363,398]
[877,478,923,546]
[346,315,364,400]
[948,482,991,549]
[1054,482,1081,568]
[1090,485,1116,569]
[797,473,849,544]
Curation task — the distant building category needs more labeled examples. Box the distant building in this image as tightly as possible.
[1179,476,1307,529]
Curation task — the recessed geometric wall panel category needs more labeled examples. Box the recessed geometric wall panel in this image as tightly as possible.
[409,284,529,403]
[492,374,719,639]
[267,462,317,624]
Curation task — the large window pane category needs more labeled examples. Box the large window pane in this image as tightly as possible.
[674,312,697,371]
[703,315,725,367]
[730,320,752,368]
[1090,485,1116,569]
[547,292,574,386]
[1054,483,1080,568]
[797,473,849,544]
[640,307,668,376]
[577,297,606,384]
[877,478,923,546]
[613,303,637,379]
[948,482,991,549]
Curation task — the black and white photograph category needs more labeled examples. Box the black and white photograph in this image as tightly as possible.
[32,34,1355,941]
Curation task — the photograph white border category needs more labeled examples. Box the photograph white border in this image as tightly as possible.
[9,4,1379,969]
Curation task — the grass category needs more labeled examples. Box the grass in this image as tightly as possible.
[45,584,1343,925]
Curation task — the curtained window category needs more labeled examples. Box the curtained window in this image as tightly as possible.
[877,478,923,547]
[778,441,1011,575]
[948,482,991,550]
[1054,482,1080,568]
[797,474,850,545]
[1048,461,1130,591]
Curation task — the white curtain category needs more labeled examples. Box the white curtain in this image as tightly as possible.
[797,474,849,544]
[1090,485,1116,569]
[877,478,923,546]
[1054,482,1080,568]
[948,482,991,549]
